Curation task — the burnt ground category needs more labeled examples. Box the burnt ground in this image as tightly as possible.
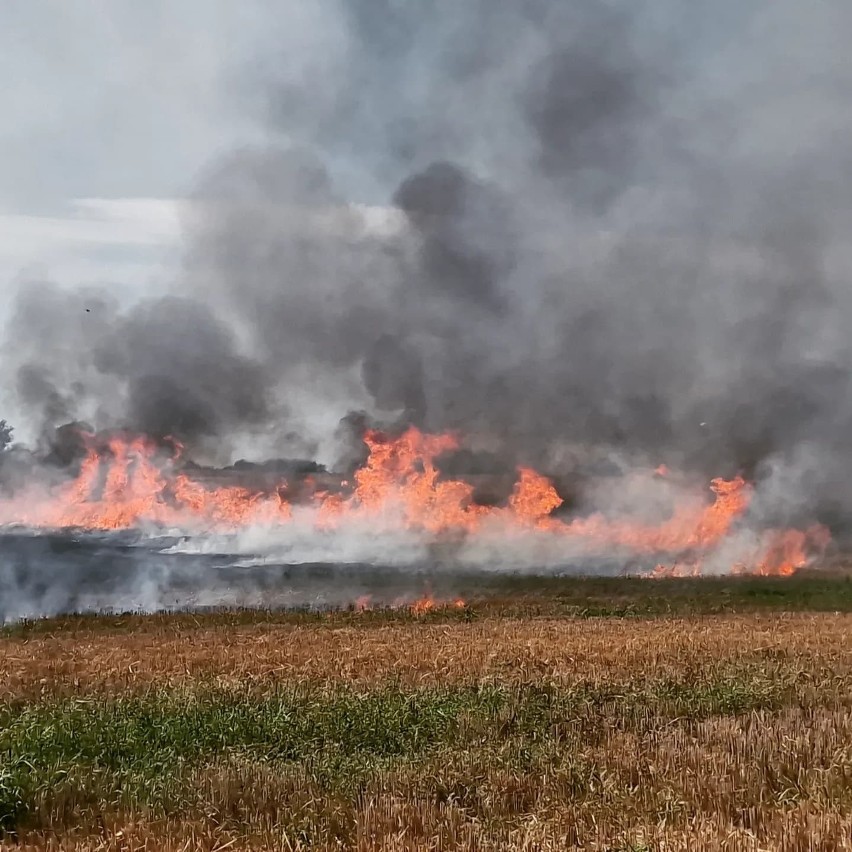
[0,527,649,623]
[1,527,851,624]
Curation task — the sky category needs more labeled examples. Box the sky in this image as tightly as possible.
[0,1,292,297]
[3,0,849,301]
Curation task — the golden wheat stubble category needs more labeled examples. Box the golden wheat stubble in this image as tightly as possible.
[1,612,850,699]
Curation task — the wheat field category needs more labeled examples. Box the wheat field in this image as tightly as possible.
[2,575,852,850]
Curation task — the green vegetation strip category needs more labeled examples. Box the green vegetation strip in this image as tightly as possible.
[0,672,792,834]
[6,572,852,637]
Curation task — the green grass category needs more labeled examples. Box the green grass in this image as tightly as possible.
[0,670,796,835]
[468,571,852,616]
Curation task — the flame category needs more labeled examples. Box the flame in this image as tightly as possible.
[347,428,485,533]
[754,524,832,577]
[409,595,437,615]
[0,426,830,577]
[407,593,466,615]
[348,593,465,613]
[0,433,288,531]
[509,467,564,527]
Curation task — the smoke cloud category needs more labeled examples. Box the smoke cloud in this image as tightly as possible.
[4,0,852,533]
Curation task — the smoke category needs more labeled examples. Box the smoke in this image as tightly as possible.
[0,530,465,623]
[94,295,270,445]
[4,0,852,531]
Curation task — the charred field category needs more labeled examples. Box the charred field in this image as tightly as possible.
[1,571,852,851]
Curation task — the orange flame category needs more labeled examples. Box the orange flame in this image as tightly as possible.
[407,594,466,615]
[409,595,437,615]
[0,427,830,577]
[348,593,465,613]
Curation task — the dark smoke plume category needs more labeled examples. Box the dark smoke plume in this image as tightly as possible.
[4,0,852,531]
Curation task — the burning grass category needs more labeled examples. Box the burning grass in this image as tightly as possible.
[0,427,832,577]
[2,580,852,849]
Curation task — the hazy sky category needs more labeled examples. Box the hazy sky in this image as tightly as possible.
[3,0,851,337]
[3,0,848,293]
[1,1,280,206]
[0,1,296,295]
[3,0,850,317]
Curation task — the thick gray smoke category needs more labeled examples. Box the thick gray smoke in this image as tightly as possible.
[4,0,852,530]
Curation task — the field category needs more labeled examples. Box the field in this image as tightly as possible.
[2,573,852,850]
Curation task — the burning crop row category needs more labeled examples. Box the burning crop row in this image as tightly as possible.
[0,427,830,577]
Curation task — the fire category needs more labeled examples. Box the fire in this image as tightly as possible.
[0,426,830,577]
[409,595,436,615]
[348,593,466,614]
[351,428,485,532]
[407,595,467,614]
[509,468,564,527]
[754,525,832,577]
[0,433,289,531]
[650,562,701,579]
[650,523,831,579]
